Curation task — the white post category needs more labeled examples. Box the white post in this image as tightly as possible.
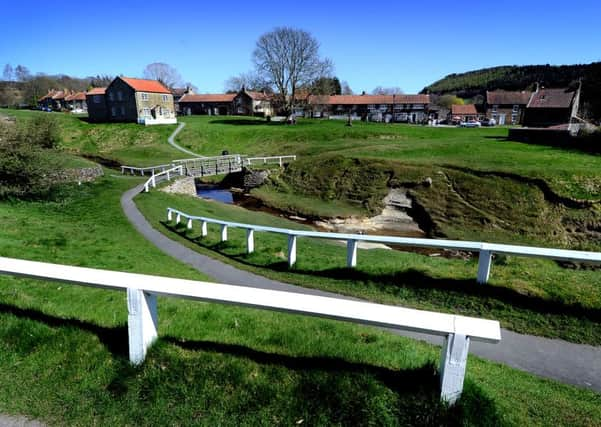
[151,175,156,188]
[246,229,254,254]
[288,235,297,267]
[167,209,173,221]
[220,224,228,242]
[141,170,144,176]
[187,218,193,230]
[127,288,158,365]
[175,213,181,224]
[347,239,358,268]
[477,250,492,284]
[167,170,171,181]
[201,221,208,237]
[121,166,125,174]
[279,158,283,167]
[439,333,470,405]
[144,183,149,192]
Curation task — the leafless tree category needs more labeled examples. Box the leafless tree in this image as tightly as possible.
[14,65,30,82]
[224,72,269,93]
[252,27,333,115]
[2,64,14,81]
[341,80,353,95]
[371,86,404,95]
[142,63,183,88]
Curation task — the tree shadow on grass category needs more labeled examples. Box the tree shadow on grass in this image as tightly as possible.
[162,221,601,326]
[161,336,502,426]
[209,119,284,126]
[0,301,502,425]
[0,302,129,358]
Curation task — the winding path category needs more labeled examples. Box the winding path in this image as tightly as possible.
[167,122,205,158]
[121,182,601,392]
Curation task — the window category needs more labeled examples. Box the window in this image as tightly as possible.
[108,92,114,101]
[492,105,498,113]
[111,106,116,117]
[141,93,148,101]
[162,94,168,102]
[512,104,519,113]
[117,91,123,101]
[120,106,125,116]
[93,95,101,104]
[163,108,170,116]
[143,108,150,117]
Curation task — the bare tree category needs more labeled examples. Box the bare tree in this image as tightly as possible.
[142,63,183,88]
[89,74,114,88]
[253,27,333,115]
[341,80,353,95]
[2,64,14,81]
[372,86,404,95]
[15,65,30,82]
[224,72,269,93]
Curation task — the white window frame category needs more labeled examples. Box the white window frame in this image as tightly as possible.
[492,105,498,113]
[162,94,168,102]
[141,93,149,101]
[512,104,519,113]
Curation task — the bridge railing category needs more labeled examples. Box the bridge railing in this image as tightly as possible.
[0,256,501,404]
[143,165,184,192]
[121,164,172,176]
[245,155,297,167]
[166,207,601,284]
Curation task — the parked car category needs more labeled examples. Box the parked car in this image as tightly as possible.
[459,121,481,128]
[480,118,496,126]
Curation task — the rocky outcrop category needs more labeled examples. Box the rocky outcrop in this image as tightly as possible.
[160,177,197,196]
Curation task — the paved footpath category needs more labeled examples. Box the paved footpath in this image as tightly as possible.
[122,183,601,392]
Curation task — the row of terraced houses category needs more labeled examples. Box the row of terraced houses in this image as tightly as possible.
[38,76,582,129]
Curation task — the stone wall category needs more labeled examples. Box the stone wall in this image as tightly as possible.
[52,166,104,183]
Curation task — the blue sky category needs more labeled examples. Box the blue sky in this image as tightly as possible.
[1,0,600,93]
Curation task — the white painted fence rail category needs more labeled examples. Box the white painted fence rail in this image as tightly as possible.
[167,207,601,284]
[245,155,297,167]
[121,164,171,176]
[143,165,184,192]
[0,256,501,404]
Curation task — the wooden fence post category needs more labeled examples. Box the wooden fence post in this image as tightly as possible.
[246,229,255,254]
[347,239,358,268]
[288,235,297,267]
[127,288,158,365]
[477,250,492,284]
[439,333,470,405]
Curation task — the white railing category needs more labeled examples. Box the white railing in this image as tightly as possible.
[143,165,184,192]
[0,256,501,404]
[121,164,172,176]
[167,208,601,284]
[245,155,297,167]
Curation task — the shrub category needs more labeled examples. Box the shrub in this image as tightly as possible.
[0,117,63,199]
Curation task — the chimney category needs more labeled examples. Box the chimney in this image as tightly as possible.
[361,91,366,96]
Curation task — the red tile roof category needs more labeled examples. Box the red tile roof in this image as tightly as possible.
[527,88,575,109]
[307,94,430,105]
[86,87,106,95]
[38,90,57,102]
[119,77,171,94]
[451,104,478,115]
[51,91,67,100]
[65,92,86,101]
[486,90,532,105]
[179,93,236,103]
[245,90,274,101]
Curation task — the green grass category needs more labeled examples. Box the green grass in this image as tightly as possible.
[176,116,601,201]
[0,175,599,425]
[136,189,601,346]
[2,109,182,166]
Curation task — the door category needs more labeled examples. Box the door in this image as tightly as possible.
[499,114,506,125]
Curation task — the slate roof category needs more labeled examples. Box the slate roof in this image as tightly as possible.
[179,93,236,103]
[486,90,532,105]
[451,104,478,115]
[119,77,171,94]
[307,94,430,105]
[527,88,575,109]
